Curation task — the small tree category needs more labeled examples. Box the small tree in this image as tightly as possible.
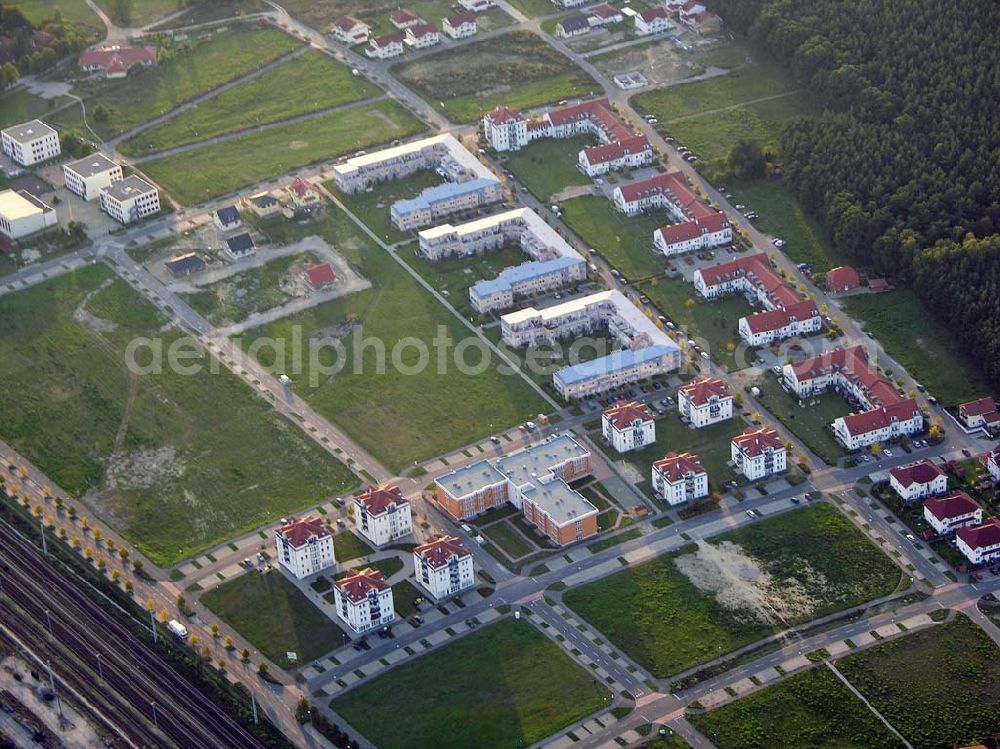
[118,548,130,565]
[81,517,89,532]
[68,505,77,519]
[97,559,107,573]
[257,663,269,677]
[241,648,251,663]
[210,623,220,639]
[157,609,170,623]
[224,635,235,650]
[93,528,103,543]
[146,598,156,612]
[111,569,121,583]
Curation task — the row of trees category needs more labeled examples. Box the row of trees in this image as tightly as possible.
[0,6,92,83]
[712,0,1000,389]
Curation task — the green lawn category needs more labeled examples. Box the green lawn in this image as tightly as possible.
[564,504,899,677]
[0,87,74,129]
[392,31,598,123]
[151,0,267,28]
[181,251,324,327]
[751,374,847,466]
[557,194,664,279]
[0,266,357,565]
[392,579,426,617]
[119,50,379,156]
[10,0,101,34]
[841,289,990,405]
[95,0,177,26]
[505,0,556,17]
[620,411,744,492]
[331,618,611,749]
[332,170,443,244]
[240,208,548,473]
[201,570,348,667]
[140,100,424,205]
[688,667,904,749]
[362,0,512,37]
[838,615,1000,749]
[78,27,303,139]
[480,521,535,559]
[503,136,595,202]
[726,179,845,272]
[332,531,374,562]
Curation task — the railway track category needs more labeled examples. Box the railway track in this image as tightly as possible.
[0,522,267,748]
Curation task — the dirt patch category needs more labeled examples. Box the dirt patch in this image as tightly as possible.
[675,540,816,626]
[73,279,118,333]
[104,446,188,491]
[592,40,695,87]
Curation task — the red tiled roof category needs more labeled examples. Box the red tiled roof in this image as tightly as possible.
[335,568,388,602]
[790,345,904,408]
[639,6,669,21]
[78,44,156,72]
[679,376,730,406]
[582,134,650,166]
[415,534,470,567]
[960,397,998,418]
[602,401,653,430]
[277,516,328,547]
[985,445,1000,467]
[372,33,403,46]
[592,4,620,18]
[697,253,801,309]
[547,98,632,142]
[334,15,366,31]
[485,105,522,125]
[868,278,889,291]
[391,8,419,23]
[356,485,408,515]
[890,459,944,488]
[656,221,701,245]
[306,263,336,287]
[743,298,818,334]
[924,491,980,523]
[825,266,859,291]
[681,0,703,9]
[617,172,713,220]
[408,22,438,37]
[957,518,1000,551]
[652,451,704,482]
[839,399,920,437]
[732,426,783,457]
[288,177,316,198]
[446,12,476,26]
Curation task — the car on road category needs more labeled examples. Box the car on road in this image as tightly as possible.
[790,496,801,504]
[883,448,894,457]
[772,365,782,375]
[773,238,786,247]
[962,448,972,457]
[490,435,501,445]
[465,619,478,628]
[734,204,745,210]
[905,533,917,542]
[745,510,756,519]
[700,351,710,360]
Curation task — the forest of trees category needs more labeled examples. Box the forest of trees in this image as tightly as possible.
[711,0,1000,389]
[0,5,91,85]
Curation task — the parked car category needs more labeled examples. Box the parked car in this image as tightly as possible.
[883,448,894,457]
[745,510,756,519]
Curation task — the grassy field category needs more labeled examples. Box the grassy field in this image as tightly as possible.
[392,32,598,123]
[151,0,267,28]
[622,412,743,493]
[181,251,323,326]
[841,289,990,405]
[557,194,664,279]
[838,615,1000,749]
[201,570,347,667]
[361,1,512,37]
[10,0,101,33]
[751,374,847,466]
[140,100,424,205]
[331,618,610,749]
[120,50,379,156]
[0,266,358,565]
[0,88,74,129]
[332,531,373,562]
[502,136,595,202]
[688,667,904,749]
[332,170,442,244]
[240,208,548,472]
[78,26,303,139]
[505,0,555,17]
[564,504,899,677]
[95,0,177,26]
[726,180,845,272]
[480,521,535,559]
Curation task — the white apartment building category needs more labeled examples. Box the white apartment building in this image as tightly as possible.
[1,120,60,166]
[889,459,947,503]
[958,397,1000,433]
[100,176,160,224]
[390,177,502,230]
[470,257,586,313]
[678,376,733,427]
[651,451,708,505]
[923,492,982,537]
[555,346,681,400]
[653,215,732,256]
[956,519,1000,566]
[578,135,653,177]
[274,516,334,579]
[0,189,57,240]
[413,535,475,600]
[832,402,923,450]
[602,401,655,453]
[731,427,786,481]
[333,568,396,634]
[443,12,477,38]
[353,486,412,546]
[62,153,122,201]
[738,299,821,347]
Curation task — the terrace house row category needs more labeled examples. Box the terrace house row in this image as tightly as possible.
[435,434,599,545]
[782,345,924,450]
[500,289,682,399]
[417,206,587,313]
[482,99,653,176]
[694,253,820,346]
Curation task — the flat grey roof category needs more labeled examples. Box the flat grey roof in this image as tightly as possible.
[66,153,119,178]
[497,434,590,487]
[102,175,156,201]
[2,119,56,144]
[435,460,506,499]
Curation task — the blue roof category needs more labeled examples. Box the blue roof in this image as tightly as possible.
[392,178,500,217]
[554,344,680,386]
[471,256,584,299]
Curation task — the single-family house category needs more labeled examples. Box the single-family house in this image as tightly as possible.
[959,397,1000,434]
[213,205,241,232]
[164,252,205,277]
[825,265,860,293]
[332,16,370,44]
[405,23,440,48]
[923,492,982,537]
[390,8,423,29]
[590,4,623,24]
[956,518,1000,566]
[556,14,591,38]
[367,33,405,59]
[77,44,155,78]
[443,12,477,39]
[634,6,671,35]
[286,177,321,208]
[224,232,255,260]
[889,459,947,503]
[243,191,281,219]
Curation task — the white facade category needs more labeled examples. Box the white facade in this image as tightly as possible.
[353,487,413,546]
[738,300,822,347]
[274,517,334,579]
[460,0,492,10]
[0,189,58,240]
[653,218,732,256]
[651,453,708,505]
[832,405,923,450]
[366,35,404,59]
[443,15,477,38]
[987,448,1000,482]
[601,402,655,453]
[1,120,60,166]
[634,9,672,35]
[678,377,733,428]
[889,461,947,503]
[923,495,982,536]
[100,176,160,224]
[334,570,396,634]
[577,136,653,177]
[332,17,370,44]
[731,428,787,481]
[405,26,440,48]
[956,520,1000,566]
[62,154,122,201]
[413,536,475,600]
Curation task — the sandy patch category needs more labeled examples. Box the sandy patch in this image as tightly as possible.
[675,540,815,626]
[73,279,118,333]
[104,446,187,491]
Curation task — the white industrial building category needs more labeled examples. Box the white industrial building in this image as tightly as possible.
[0,189,58,240]
[1,120,60,166]
[274,516,334,579]
[413,535,475,600]
[62,153,123,201]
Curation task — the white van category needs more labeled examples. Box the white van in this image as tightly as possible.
[167,620,189,639]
